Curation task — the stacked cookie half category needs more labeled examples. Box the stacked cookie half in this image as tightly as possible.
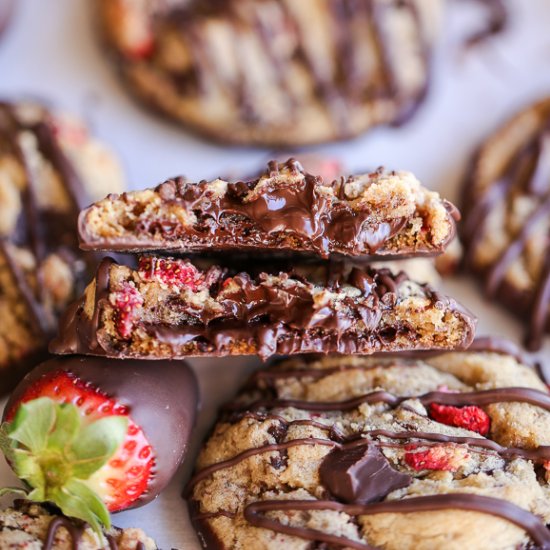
[51,158,475,360]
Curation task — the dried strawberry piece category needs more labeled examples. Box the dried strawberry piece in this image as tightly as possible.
[404,444,464,472]
[112,282,143,339]
[429,403,490,436]
[125,35,154,60]
[138,257,202,289]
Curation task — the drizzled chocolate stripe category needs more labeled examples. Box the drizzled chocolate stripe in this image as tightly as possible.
[188,438,335,490]
[189,425,550,494]
[226,387,550,414]
[244,495,550,549]
[43,514,144,550]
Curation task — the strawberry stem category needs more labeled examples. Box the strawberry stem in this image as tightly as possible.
[0,398,128,535]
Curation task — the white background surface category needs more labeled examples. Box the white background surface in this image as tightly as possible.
[2,1,550,548]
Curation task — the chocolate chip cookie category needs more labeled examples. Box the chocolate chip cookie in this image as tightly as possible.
[462,97,550,350]
[98,0,441,146]
[0,101,124,394]
[0,501,156,549]
[189,339,550,549]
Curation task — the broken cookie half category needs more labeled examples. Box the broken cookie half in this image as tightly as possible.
[78,159,459,260]
[50,256,475,361]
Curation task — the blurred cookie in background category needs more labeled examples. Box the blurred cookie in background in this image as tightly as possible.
[98,0,441,146]
[462,97,550,351]
[0,0,14,40]
[0,100,125,394]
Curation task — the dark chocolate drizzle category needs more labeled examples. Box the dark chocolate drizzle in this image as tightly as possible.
[43,514,148,549]
[460,0,508,50]
[50,256,475,360]
[462,106,550,351]
[226,387,550,415]
[44,517,83,550]
[79,160,458,260]
[244,495,550,549]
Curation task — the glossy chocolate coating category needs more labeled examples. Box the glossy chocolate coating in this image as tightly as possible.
[5,356,199,509]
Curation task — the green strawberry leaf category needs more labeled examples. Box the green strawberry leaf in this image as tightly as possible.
[71,416,128,479]
[8,398,56,453]
[63,479,111,529]
[0,423,15,463]
[0,486,29,498]
[11,449,44,493]
[48,483,106,535]
[47,404,81,451]
[0,397,129,533]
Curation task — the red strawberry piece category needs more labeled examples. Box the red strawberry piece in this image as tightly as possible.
[138,256,202,289]
[124,34,154,60]
[404,444,466,472]
[2,356,198,533]
[429,403,491,436]
[112,282,143,339]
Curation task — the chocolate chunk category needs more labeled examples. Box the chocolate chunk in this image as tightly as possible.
[319,445,412,504]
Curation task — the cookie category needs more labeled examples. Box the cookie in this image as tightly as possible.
[0,101,124,394]
[0,501,156,549]
[188,339,550,550]
[461,97,550,350]
[78,159,459,260]
[98,0,441,146]
[50,255,475,360]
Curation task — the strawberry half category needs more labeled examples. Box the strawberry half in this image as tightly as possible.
[1,356,198,533]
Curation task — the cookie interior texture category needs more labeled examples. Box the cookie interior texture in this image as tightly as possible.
[50,256,475,360]
[188,341,550,550]
[462,97,550,350]
[98,0,441,146]
[79,159,458,260]
[0,501,156,549]
[0,101,124,394]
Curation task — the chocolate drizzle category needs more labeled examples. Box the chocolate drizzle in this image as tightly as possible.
[189,348,550,548]
[462,104,550,350]
[79,160,458,259]
[244,495,550,549]
[42,513,147,549]
[226,386,550,414]
[44,517,83,550]
[50,256,475,360]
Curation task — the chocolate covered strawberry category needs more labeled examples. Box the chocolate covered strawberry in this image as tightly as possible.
[0,356,198,532]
